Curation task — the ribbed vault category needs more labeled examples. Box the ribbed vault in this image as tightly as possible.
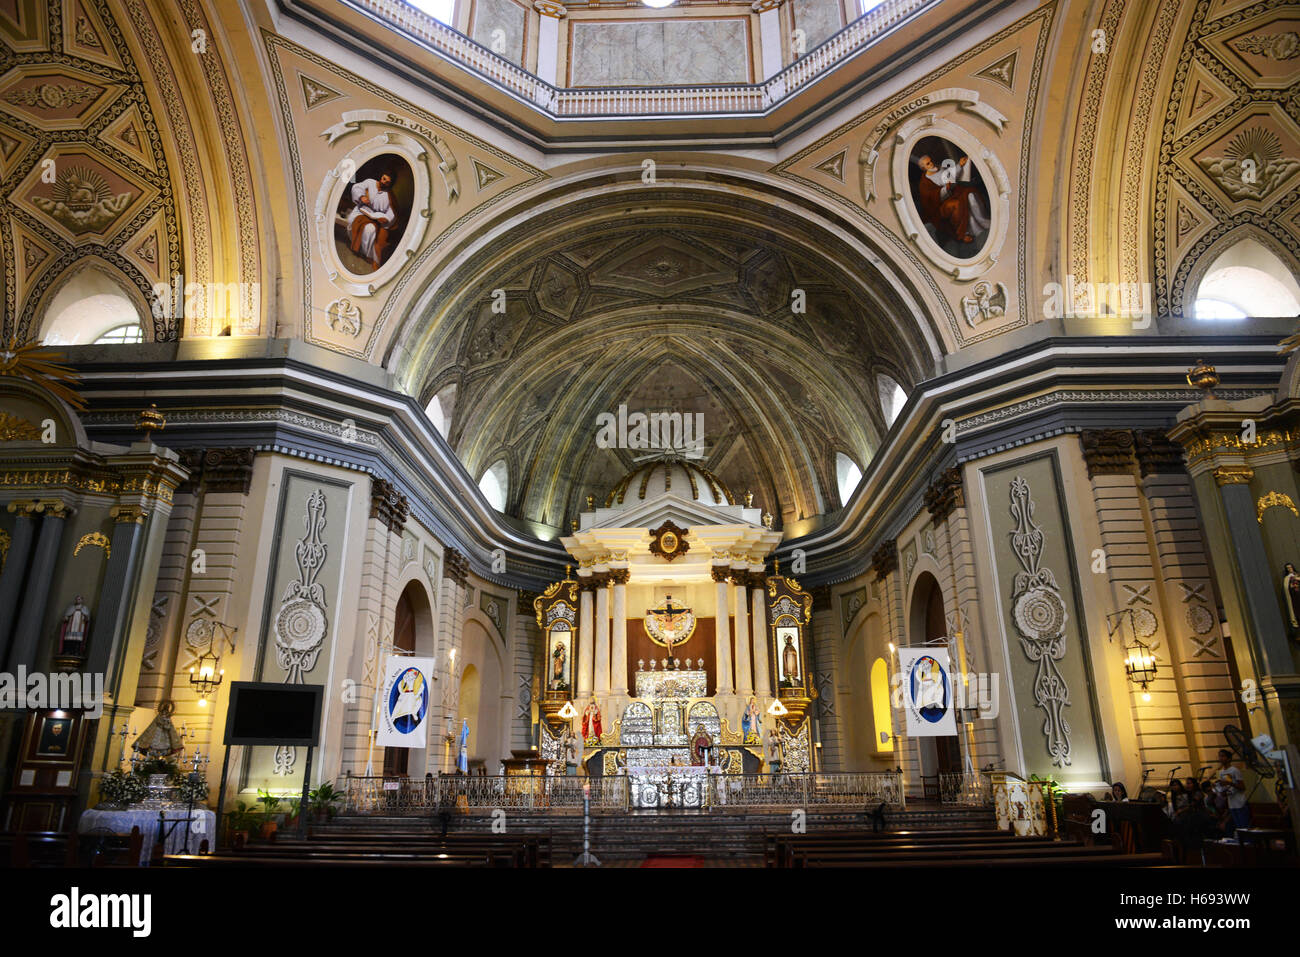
[388,177,944,531]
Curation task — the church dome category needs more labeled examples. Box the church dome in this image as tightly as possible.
[604,458,735,509]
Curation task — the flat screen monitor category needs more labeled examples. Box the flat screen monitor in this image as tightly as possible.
[224,682,323,747]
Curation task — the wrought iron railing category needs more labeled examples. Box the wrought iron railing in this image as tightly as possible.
[939,771,993,806]
[343,771,904,814]
[347,0,935,118]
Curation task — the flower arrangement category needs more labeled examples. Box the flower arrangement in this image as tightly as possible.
[98,769,147,806]
[177,772,210,805]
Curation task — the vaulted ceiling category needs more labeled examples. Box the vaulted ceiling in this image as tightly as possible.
[392,184,941,531]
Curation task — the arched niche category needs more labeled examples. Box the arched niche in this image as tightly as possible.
[457,619,506,771]
[383,580,436,777]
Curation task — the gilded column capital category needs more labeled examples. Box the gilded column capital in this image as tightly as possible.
[608,567,630,586]
[6,499,42,517]
[34,499,72,519]
[110,504,149,524]
[533,0,566,17]
[710,565,732,584]
[751,0,783,12]
[1213,465,1254,486]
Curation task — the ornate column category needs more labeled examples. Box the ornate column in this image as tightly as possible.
[594,574,611,694]
[0,501,39,661]
[1213,465,1292,676]
[577,576,594,699]
[750,572,771,696]
[731,570,752,695]
[712,566,734,694]
[7,500,71,672]
[513,590,541,751]
[86,505,150,685]
[610,568,629,695]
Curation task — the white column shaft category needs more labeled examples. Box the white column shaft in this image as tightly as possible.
[733,575,752,695]
[595,582,611,694]
[612,578,628,693]
[578,584,594,699]
[751,584,771,696]
[714,573,734,694]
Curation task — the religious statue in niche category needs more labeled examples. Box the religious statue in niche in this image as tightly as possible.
[908,135,991,259]
[778,627,802,685]
[691,725,713,766]
[549,629,570,692]
[334,154,413,274]
[58,596,91,656]
[742,696,762,744]
[1283,563,1300,632]
[132,701,184,758]
[581,700,603,746]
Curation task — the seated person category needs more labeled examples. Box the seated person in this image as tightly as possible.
[1108,781,1129,802]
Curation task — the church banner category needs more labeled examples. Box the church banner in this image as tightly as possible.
[897,647,957,737]
[376,655,434,748]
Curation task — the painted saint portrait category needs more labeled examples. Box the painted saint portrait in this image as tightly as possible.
[333,154,414,275]
[908,136,992,260]
[37,715,73,756]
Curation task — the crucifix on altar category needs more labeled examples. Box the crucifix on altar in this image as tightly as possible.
[645,594,694,663]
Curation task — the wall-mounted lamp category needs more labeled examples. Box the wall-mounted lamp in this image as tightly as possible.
[188,650,224,706]
[1124,638,1158,702]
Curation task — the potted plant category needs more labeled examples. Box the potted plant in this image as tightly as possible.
[224,801,256,850]
[284,797,302,830]
[256,789,282,840]
[308,782,342,823]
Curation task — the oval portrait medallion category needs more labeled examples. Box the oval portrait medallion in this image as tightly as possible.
[907,135,993,261]
[333,153,415,277]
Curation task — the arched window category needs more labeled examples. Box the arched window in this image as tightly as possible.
[836,452,863,504]
[93,323,144,344]
[425,395,446,435]
[40,266,145,345]
[871,657,893,753]
[877,374,908,428]
[478,459,508,511]
[1193,238,1300,319]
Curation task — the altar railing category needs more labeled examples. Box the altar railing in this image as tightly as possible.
[939,771,993,806]
[342,771,903,814]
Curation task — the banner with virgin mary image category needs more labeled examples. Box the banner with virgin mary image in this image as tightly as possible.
[897,647,957,737]
[377,655,434,748]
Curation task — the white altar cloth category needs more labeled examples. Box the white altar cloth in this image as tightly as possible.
[78,807,216,864]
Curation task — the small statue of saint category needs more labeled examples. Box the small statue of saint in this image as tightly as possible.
[765,728,783,773]
[1283,563,1300,631]
[782,634,800,683]
[741,696,762,744]
[132,700,184,758]
[59,596,91,656]
[581,700,603,747]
